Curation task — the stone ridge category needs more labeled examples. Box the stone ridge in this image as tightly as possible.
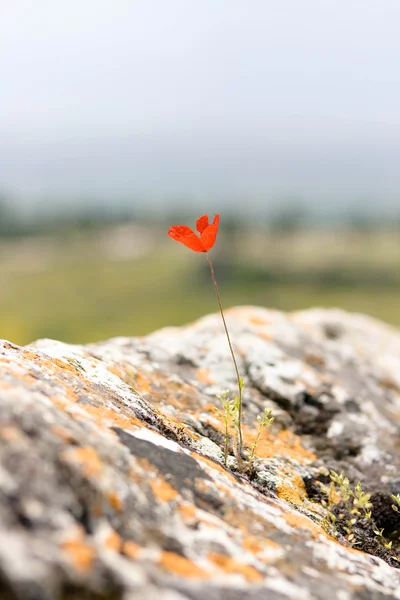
[0,306,400,599]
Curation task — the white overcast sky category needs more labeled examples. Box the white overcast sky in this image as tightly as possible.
[1,1,400,215]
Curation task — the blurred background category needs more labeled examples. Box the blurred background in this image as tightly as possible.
[1,1,399,345]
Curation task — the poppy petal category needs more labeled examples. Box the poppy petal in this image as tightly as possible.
[200,214,220,251]
[196,214,209,234]
[168,225,205,252]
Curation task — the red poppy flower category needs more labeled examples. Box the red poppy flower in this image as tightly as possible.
[168,214,220,252]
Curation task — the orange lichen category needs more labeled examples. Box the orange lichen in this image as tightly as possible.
[104,530,122,552]
[123,540,142,560]
[242,536,262,554]
[107,490,123,512]
[107,365,125,380]
[283,511,325,539]
[131,370,200,411]
[64,387,80,403]
[249,315,270,326]
[196,368,215,384]
[61,539,96,573]
[158,551,208,579]
[242,535,281,563]
[276,468,308,506]
[150,478,178,503]
[208,553,263,582]
[52,358,84,375]
[60,447,103,478]
[51,426,76,443]
[178,503,197,523]
[135,457,157,476]
[133,371,152,394]
[80,404,143,431]
[245,427,316,464]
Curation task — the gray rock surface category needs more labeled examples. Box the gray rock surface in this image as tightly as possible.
[1,306,400,599]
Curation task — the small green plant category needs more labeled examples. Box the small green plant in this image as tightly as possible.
[391,493,400,512]
[323,471,396,551]
[322,471,373,543]
[215,389,241,466]
[215,388,274,468]
[249,408,274,462]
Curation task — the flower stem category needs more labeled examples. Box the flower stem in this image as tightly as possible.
[205,252,243,454]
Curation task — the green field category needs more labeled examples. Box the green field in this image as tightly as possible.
[0,226,399,345]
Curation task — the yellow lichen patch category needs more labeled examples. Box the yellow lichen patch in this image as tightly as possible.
[135,457,158,476]
[80,404,143,431]
[132,371,152,395]
[249,315,270,326]
[150,478,178,503]
[20,348,42,362]
[242,535,262,554]
[106,364,125,380]
[158,551,208,579]
[276,468,308,506]
[61,539,96,574]
[283,511,326,539]
[259,331,272,342]
[123,540,142,560]
[208,553,263,582]
[51,358,84,376]
[241,535,282,564]
[196,368,215,384]
[51,426,76,443]
[103,530,122,552]
[64,387,80,403]
[245,427,316,464]
[178,502,197,524]
[2,367,45,389]
[130,369,200,412]
[47,391,79,416]
[60,446,103,478]
[107,490,123,512]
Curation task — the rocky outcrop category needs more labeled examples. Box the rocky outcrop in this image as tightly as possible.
[1,306,400,599]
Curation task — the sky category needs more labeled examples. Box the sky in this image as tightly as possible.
[1,1,400,217]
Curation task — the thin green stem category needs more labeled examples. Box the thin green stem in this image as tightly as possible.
[250,429,262,462]
[205,252,243,452]
[224,418,229,466]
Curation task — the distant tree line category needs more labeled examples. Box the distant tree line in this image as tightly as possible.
[0,194,399,238]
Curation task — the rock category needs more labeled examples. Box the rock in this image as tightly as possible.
[0,306,400,599]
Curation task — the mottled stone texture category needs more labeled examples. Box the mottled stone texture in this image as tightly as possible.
[1,307,400,599]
